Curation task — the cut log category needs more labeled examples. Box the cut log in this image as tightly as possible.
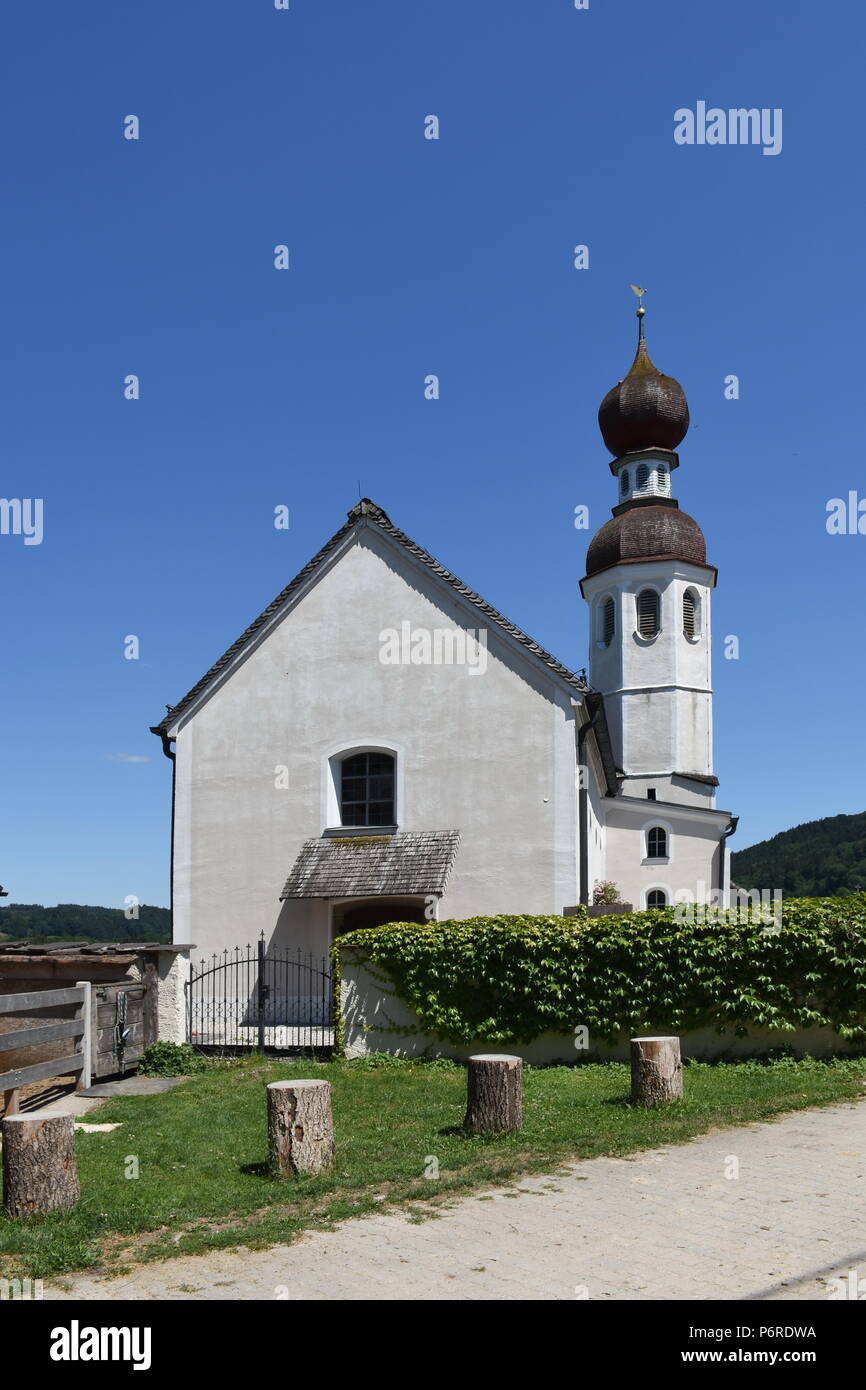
[2,1111,80,1218]
[464,1054,523,1133]
[267,1080,334,1176]
[630,1036,683,1106]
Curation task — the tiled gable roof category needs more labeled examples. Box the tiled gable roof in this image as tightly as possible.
[151,499,589,737]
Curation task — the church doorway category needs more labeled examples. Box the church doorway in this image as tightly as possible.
[331,896,430,935]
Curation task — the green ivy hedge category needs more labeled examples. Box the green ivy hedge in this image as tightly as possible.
[338,896,866,1046]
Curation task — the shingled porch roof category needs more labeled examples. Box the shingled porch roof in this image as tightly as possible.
[280,830,460,901]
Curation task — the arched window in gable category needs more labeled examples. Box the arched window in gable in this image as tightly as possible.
[339,751,395,826]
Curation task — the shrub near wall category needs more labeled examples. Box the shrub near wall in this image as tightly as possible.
[338,896,866,1047]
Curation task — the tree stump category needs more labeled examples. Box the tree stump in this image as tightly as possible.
[630,1036,683,1106]
[267,1080,334,1176]
[2,1112,80,1218]
[464,1054,523,1133]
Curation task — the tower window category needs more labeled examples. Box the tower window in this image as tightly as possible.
[647,889,667,908]
[647,825,668,859]
[636,463,650,492]
[339,751,395,826]
[683,588,699,639]
[656,466,668,494]
[620,468,630,495]
[636,588,660,638]
[601,596,615,647]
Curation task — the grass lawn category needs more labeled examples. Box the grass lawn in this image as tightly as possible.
[2,1053,865,1281]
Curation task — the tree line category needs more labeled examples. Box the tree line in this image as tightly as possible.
[731,811,866,899]
[0,902,171,944]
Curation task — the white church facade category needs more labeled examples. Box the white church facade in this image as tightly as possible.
[152,307,736,960]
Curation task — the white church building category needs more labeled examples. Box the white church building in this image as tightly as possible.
[152,306,736,960]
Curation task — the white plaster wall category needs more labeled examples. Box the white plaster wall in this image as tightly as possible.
[587,585,623,693]
[603,801,725,909]
[170,526,581,959]
[584,736,609,901]
[156,951,190,1044]
[584,559,715,785]
[626,774,715,808]
[172,728,194,951]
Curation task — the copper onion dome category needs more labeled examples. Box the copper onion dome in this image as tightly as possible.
[598,308,689,457]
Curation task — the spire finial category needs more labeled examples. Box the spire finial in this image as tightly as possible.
[598,289,689,453]
[629,284,648,342]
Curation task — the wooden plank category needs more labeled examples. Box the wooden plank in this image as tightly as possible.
[3,1088,19,1116]
[0,1019,85,1053]
[0,1053,84,1091]
[0,987,85,1014]
[75,981,92,1092]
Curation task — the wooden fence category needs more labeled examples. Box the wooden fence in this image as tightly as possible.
[0,982,92,1115]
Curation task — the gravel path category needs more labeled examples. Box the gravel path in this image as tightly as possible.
[46,1100,866,1301]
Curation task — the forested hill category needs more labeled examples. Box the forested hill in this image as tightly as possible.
[731,812,866,898]
[0,903,171,943]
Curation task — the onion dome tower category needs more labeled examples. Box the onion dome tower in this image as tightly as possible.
[580,292,719,808]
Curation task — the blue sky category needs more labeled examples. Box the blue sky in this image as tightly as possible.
[2,0,863,909]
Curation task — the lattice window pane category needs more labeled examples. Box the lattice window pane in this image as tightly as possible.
[340,751,396,827]
[647,826,667,859]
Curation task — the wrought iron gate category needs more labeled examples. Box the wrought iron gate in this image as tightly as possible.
[188,936,333,1052]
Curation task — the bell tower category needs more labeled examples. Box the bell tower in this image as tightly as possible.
[580,295,718,806]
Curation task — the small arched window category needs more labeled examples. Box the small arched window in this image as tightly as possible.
[647,825,668,859]
[636,588,660,638]
[636,463,650,492]
[601,596,615,647]
[647,889,667,908]
[340,751,395,826]
[620,469,630,496]
[683,588,699,639]
[656,466,668,494]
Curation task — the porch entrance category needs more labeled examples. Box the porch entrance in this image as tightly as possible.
[331,896,430,935]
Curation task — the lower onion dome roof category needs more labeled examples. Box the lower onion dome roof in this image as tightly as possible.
[585,504,706,577]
